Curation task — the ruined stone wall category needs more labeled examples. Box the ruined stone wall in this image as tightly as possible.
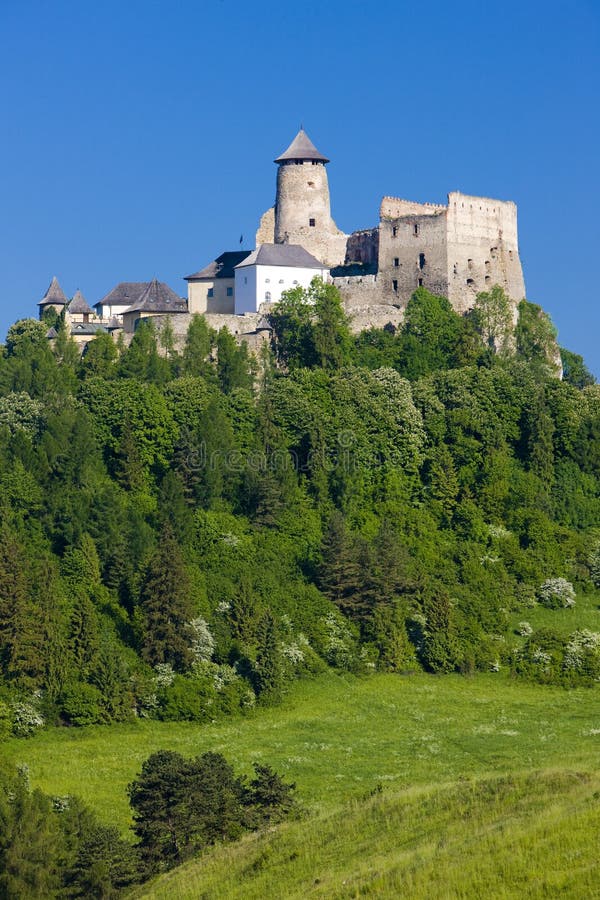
[378,200,449,306]
[273,161,347,266]
[345,228,379,266]
[446,192,526,313]
[256,206,275,245]
[332,273,385,308]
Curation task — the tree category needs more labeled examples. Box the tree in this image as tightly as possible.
[80,332,118,379]
[471,285,514,354]
[217,328,253,394]
[128,750,245,872]
[515,300,561,376]
[182,314,214,377]
[560,347,595,389]
[139,524,194,670]
[312,279,353,369]
[253,610,283,702]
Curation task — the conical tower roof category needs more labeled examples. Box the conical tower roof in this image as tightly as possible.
[38,276,68,306]
[68,289,94,315]
[274,128,330,164]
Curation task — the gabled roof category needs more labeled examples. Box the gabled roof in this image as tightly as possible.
[235,243,327,270]
[94,282,150,310]
[68,289,94,315]
[39,276,68,307]
[71,323,108,335]
[124,278,187,314]
[274,129,329,164]
[185,251,252,281]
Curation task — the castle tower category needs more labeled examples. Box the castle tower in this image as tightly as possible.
[256,129,348,267]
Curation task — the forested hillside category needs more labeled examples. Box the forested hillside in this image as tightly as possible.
[1,283,599,739]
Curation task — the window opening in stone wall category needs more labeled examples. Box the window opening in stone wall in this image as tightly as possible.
[226,287,233,297]
[392,226,397,237]
[265,291,271,300]
[466,278,475,287]
[509,250,513,260]
[414,224,419,235]
[207,288,214,298]
[308,181,314,187]
[485,276,491,284]
[392,279,398,292]
[453,263,458,275]
[418,278,423,287]
[468,259,473,270]
[490,247,497,258]
[309,218,316,227]
[485,260,491,272]
[419,253,426,270]
[393,257,399,267]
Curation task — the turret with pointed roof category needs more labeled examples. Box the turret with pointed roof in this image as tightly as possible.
[38,276,68,316]
[68,289,94,316]
[274,128,330,164]
[270,128,348,268]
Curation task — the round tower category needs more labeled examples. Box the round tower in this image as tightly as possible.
[273,129,347,267]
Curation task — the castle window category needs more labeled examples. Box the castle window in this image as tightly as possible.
[309,218,316,227]
[466,278,475,288]
[485,276,491,284]
[307,181,314,188]
[207,288,214,298]
[393,257,399,267]
[392,226,397,237]
[392,279,398,292]
[414,224,419,235]
[419,253,426,270]
[509,250,513,260]
[418,278,423,287]
[311,160,320,165]
[467,259,473,270]
[226,287,233,297]
[265,291,271,300]
[453,263,458,275]
[485,260,491,272]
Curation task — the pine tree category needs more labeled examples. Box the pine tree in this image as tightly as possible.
[253,610,283,702]
[139,525,194,671]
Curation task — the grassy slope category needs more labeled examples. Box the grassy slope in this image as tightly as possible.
[3,673,599,832]
[135,770,600,899]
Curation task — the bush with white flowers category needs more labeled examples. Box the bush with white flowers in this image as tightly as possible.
[538,578,576,609]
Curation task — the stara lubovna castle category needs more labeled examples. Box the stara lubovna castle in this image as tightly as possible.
[38,128,526,347]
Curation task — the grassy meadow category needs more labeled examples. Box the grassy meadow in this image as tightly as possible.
[134,769,600,899]
[3,672,599,833]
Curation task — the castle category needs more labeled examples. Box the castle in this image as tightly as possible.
[38,128,526,343]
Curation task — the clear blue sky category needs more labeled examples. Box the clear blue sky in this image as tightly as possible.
[1,0,599,370]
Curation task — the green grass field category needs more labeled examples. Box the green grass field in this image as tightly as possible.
[134,769,600,899]
[3,672,599,833]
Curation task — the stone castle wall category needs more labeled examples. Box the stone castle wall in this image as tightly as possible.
[445,192,525,313]
[345,228,379,266]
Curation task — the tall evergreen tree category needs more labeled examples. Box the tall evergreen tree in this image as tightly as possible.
[139,525,194,671]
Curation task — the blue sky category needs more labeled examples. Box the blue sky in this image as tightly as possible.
[1,0,599,370]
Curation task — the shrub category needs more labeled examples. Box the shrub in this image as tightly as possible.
[538,578,576,609]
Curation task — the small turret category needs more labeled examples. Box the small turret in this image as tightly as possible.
[38,276,68,318]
